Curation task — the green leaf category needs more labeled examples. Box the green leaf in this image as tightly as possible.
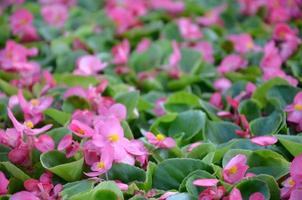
[168,110,206,142]
[179,48,202,73]
[187,143,216,159]
[0,162,30,182]
[61,180,95,200]
[0,79,32,98]
[46,127,71,145]
[247,150,290,180]
[238,99,261,121]
[204,121,241,144]
[248,175,280,200]
[54,74,99,88]
[236,179,270,200]
[40,151,84,182]
[44,108,71,126]
[277,135,302,156]
[107,163,146,183]
[153,158,213,190]
[115,91,139,119]
[267,85,301,108]
[252,78,288,108]
[62,96,91,113]
[250,111,284,136]
[143,162,156,191]
[165,91,201,108]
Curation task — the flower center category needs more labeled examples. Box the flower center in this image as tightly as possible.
[294,104,302,111]
[289,178,296,187]
[246,41,254,49]
[108,133,119,142]
[97,161,105,169]
[229,166,238,175]
[156,134,166,141]
[30,99,40,106]
[24,121,34,129]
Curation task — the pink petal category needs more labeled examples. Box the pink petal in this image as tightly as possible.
[162,137,176,149]
[249,192,265,200]
[10,191,40,200]
[109,103,127,121]
[26,124,52,136]
[58,134,73,151]
[229,188,243,200]
[0,171,9,195]
[250,136,278,146]
[34,134,55,153]
[290,188,302,200]
[7,108,25,133]
[290,153,302,183]
[193,178,219,187]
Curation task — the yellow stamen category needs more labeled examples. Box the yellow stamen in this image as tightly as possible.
[97,161,105,169]
[288,179,295,187]
[229,166,238,175]
[30,99,40,106]
[108,133,119,142]
[294,104,302,111]
[246,41,254,49]
[156,134,166,141]
[24,121,34,129]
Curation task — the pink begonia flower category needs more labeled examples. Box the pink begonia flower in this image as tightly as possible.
[187,142,203,152]
[260,41,282,69]
[273,23,297,41]
[146,132,176,149]
[223,154,249,184]
[235,115,251,138]
[34,134,55,153]
[10,191,40,200]
[228,33,260,54]
[63,86,87,100]
[68,119,94,138]
[7,108,52,136]
[250,135,278,146]
[97,103,127,122]
[136,38,151,53]
[74,55,107,76]
[280,36,300,61]
[229,188,243,200]
[115,181,129,191]
[17,90,53,124]
[210,92,223,109]
[112,40,130,65]
[9,9,39,41]
[177,18,202,40]
[192,41,214,63]
[285,92,302,130]
[249,192,265,200]
[197,4,225,26]
[39,0,76,7]
[268,7,290,24]
[262,67,298,86]
[193,178,219,187]
[198,186,226,199]
[217,54,247,74]
[214,78,232,92]
[58,134,80,158]
[150,0,184,13]
[0,171,9,195]
[0,128,22,148]
[8,144,30,165]
[238,0,266,15]
[166,41,181,78]
[41,3,68,28]
[85,145,114,177]
[0,40,38,71]
[158,191,179,200]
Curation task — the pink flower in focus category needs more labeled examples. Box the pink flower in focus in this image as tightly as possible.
[7,108,52,136]
[223,154,249,184]
[34,134,55,153]
[8,144,30,165]
[74,55,107,76]
[198,186,226,200]
[217,54,247,73]
[68,120,94,138]
[229,188,243,200]
[146,132,176,149]
[112,40,130,65]
[250,135,278,146]
[58,134,80,158]
[177,18,202,40]
[285,92,302,130]
[0,171,9,195]
[193,178,219,187]
[41,4,68,28]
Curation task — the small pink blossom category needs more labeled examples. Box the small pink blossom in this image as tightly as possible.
[229,188,242,200]
[177,18,202,40]
[217,54,247,74]
[228,33,260,54]
[74,55,107,76]
[136,38,151,53]
[197,4,225,26]
[285,92,302,130]
[150,0,184,13]
[10,191,40,200]
[68,119,94,138]
[41,3,68,28]
[34,134,55,153]
[193,178,219,187]
[58,134,79,158]
[223,154,249,184]
[214,78,232,92]
[146,132,176,149]
[260,41,282,69]
[250,135,278,146]
[0,171,9,195]
[192,41,214,63]
[112,40,130,65]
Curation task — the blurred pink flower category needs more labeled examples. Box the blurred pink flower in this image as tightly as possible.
[10,191,40,200]
[250,136,278,146]
[260,41,282,69]
[228,33,260,54]
[214,78,232,92]
[150,0,184,13]
[285,92,302,130]
[223,154,249,184]
[136,38,151,53]
[177,18,202,40]
[146,132,176,149]
[74,55,107,76]
[41,3,68,28]
[112,40,130,65]
[197,4,225,26]
[192,41,214,63]
[217,54,247,73]
[0,171,9,195]
[34,134,55,153]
